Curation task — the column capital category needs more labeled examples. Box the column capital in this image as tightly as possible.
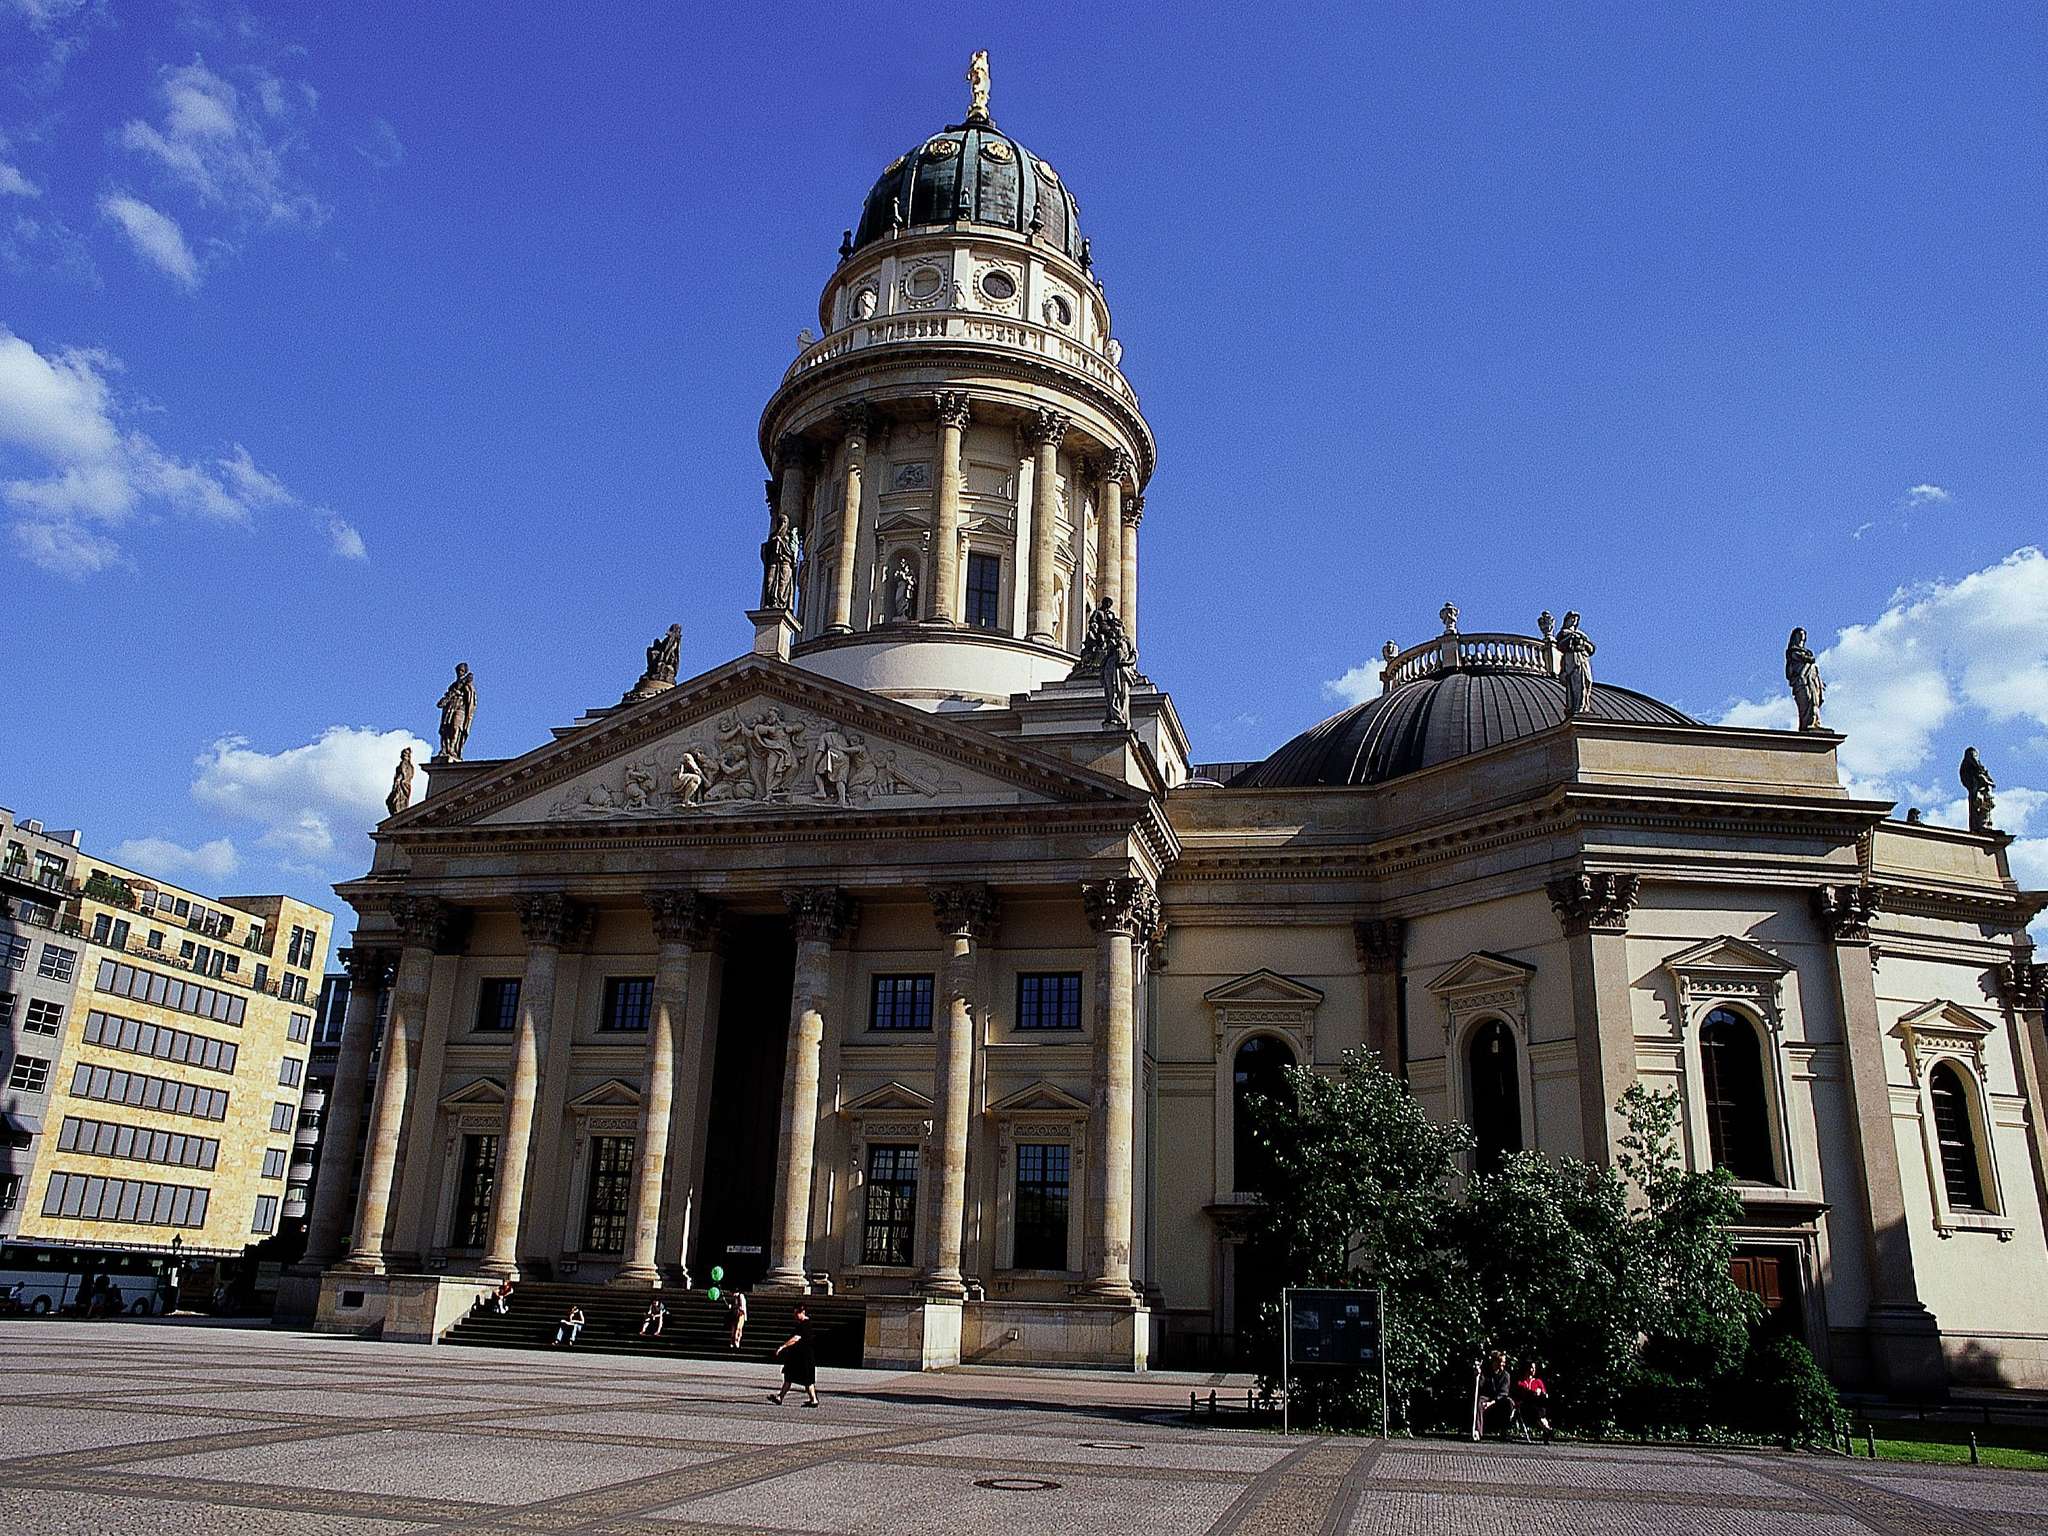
[1811,882,1883,944]
[1546,872,1641,936]
[1999,956,2048,1013]
[1353,916,1406,973]
[518,891,593,949]
[928,883,1000,941]
[646,890,722,948]
[338,944,394,985]
[390,893,460,952]
[1021,406,1071,451]
[785,886,858,946]
[835,402,877,452]
[1123,493,1145,528]
[1083,875,1155,935]
[1102,446,1134,486]
[932,389,973,431]
[775,433,820,475]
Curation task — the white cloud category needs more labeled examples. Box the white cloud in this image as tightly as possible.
[1851,520,1875,540]
[0,162,37,198]
[1903,484,1952,507]
[1322,663,1383,708]
[110,834,240,884]
[1923,785,2048,839]
[120,57,327,227]
[0,324,360,572]
[1718,548,2048,784]
[356,117,404,170]
[191,726,430,868]
[99,193,199,288]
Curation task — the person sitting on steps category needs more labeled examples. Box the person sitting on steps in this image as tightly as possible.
[640,1299,667,1338]
[550,1304,585,1347]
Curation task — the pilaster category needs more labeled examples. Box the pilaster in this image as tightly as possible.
[1546,872,1641,1164]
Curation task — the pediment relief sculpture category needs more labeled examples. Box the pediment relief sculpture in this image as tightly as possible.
[546,703,963,819]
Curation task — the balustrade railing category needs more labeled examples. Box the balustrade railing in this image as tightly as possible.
[1379,630,1561,693]
[782,311,1139,408]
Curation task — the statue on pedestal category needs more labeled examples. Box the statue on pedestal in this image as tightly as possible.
[1071,596,1138,727]
[760,512,800,612]
[886,554,918,622]
[1556,612,1595,717]
[1785,627,1825,731]
[1961,747,1997,833]
[385,747,414,818]
[436,664,476,761]
[966,50,991,122]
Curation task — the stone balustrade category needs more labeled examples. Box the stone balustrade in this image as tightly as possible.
[784,312,1139,410]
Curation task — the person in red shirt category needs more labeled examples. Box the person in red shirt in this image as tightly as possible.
[1514,1360,1554,1443]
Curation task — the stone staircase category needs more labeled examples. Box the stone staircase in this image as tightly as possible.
[441,1281,867,1368]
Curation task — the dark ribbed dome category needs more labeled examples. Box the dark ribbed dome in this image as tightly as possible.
[1235,669,1697,789]
[850,119,1083,261]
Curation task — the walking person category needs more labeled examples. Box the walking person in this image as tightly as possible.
[770,1304,819,1407]
[640,1299,667,1338]
[550,1303,586,1347]
[727,1289,748,1351]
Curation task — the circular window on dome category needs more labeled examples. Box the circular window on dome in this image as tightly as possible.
[924,136,959,158]
[978,268,1018,303]
[903,267,946,304]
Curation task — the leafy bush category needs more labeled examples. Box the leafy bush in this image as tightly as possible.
[1727,1332,1844,1445]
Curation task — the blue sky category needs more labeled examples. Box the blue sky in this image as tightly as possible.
[3,2,2045,935]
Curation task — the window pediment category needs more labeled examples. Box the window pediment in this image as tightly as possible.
[987,1080,1089,1116]
[1204,969,1321,1056]
[438,1076,506,1111]
[844,1080,935,1115]
[1892,1000,1995,1083]
[1663,935,1791,1031]
[1426,952,1534,1036]
[565,1078,642,1113]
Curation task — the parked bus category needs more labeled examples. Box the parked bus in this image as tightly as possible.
[0,1242,185,1316]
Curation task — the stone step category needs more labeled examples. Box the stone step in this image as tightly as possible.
[441,1282,865,1366]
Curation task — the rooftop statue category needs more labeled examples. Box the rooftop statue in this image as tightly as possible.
[1071,596,1138,728]
[1786,627,1825,731]
[1961,747,1997,833]
[625,623,683,702]
[436,663,476,761]
[966,50,991,122]
[761,511,800,611]
[385,747,415,818]
[1556,612,1595,717]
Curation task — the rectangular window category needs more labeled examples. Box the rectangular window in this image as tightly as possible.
[0,934,27,971]
[581,1135,635,1252]
[452,1133,498,1249]
[92,957,247,1026]
[1016,972,1083,1031]
[0,1173,17,1212]
[251,1194,278,1234]
[7,1055,49,1093]
[69,1062,225,1120]
[0,990,12,1025]
[287,1012,312,1044]
[965,551,1003,629]
[37,944,76,981]
[600,976,654,1033]
[1013,1142,1072,1269]
[278,1056,303,1088]
[92,912,111,944]
[40,1170,208,1228]
[80,1010,236,1075]
[270,1101,295,1133]
[260,1147,288,1179]
[862,1143,920,1265]
[870,974,934,1032]
[475,977,521,1033]
[23,997,63,1035]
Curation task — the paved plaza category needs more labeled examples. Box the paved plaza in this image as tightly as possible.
[0,1322,2035,1535]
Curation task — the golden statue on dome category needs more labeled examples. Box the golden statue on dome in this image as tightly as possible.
[966,50,991,122]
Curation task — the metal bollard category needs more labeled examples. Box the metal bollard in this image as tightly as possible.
[1969,1432,1980,1466]
[1190,1390,1197,1415]
[1865,1427,1877,1459]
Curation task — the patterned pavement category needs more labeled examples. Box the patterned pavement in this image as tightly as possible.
[0,1322,2037,1534]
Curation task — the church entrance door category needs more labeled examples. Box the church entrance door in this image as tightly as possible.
[697,916,795,1291]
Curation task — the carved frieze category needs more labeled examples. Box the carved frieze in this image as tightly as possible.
[548,704,962,819]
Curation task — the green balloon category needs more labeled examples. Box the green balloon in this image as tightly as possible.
[705,1286,720,1302]
[709,1265,724,1283]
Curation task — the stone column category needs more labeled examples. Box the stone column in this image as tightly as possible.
[339,895,453,1273]
[1998,956,2048,1240]
[1353,917,1406,1071]
[773,435,815,539]
[931,392,972,624]
[1121,494,1143,646]
[480,892,591,1280]
[1547,873,1642,1165]
[764,886,857,1291]
[1813,883,1946,1395]
[922,884,999,1296]
[1023,408,1071,643]
[1082,876,1150,1301]
[1091,448,1130,618]
[615,891,721,1288]
[300,945,390,1268]
[827,405,872,634]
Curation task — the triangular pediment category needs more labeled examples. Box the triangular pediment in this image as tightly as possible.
[1894,1000,1994,1042]
[1662,935,1791,979]
[390,656,1143,832]
[439,1076,506,1110]
[1426,952,1537,996]
[987,1080,1091,1115]
[1203,970,1326,1007]
[844,1080,934,1114]
[566,1078,642,1111]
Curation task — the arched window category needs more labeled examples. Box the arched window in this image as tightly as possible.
[1699,1008,1777,1184]
[1232,1035,1296,1193]
[1928,1063,1988,1212]
[1467,1018,1522,1172]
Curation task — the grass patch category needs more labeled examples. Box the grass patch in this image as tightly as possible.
[1850,1420,2048,1472]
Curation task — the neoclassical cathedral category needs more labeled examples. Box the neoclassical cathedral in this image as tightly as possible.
[306,65,2048,1391]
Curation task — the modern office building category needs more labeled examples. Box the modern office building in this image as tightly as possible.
[0,806,334,1267]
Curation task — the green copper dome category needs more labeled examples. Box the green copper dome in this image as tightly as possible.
[850,117,1085,263]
